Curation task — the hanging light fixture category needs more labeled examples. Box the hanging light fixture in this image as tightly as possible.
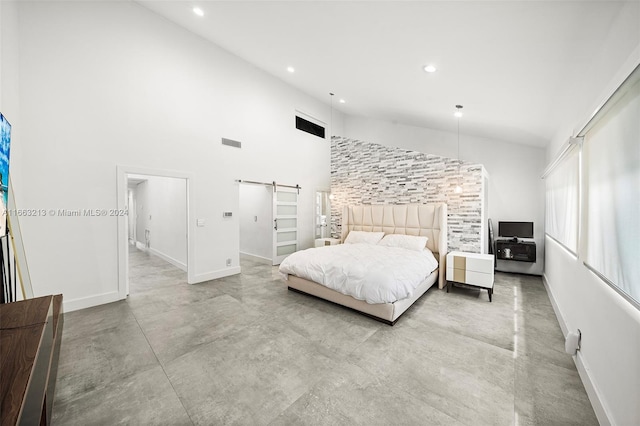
[454,105,463,194]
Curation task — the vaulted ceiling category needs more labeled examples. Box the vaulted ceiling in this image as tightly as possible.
[137,1,627,147]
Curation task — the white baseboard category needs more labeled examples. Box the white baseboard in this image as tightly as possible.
[575,352,611,426]
[190,266,241,284]
[149,247,187,272]
[63,291,123,313]
[542,274,611,426]
[240,252,272,265]
[542,273,568,336]
[63,266,240,310]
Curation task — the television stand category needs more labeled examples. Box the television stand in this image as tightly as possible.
[496,239,536,262]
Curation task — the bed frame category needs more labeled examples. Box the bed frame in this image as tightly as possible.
[287,203,448,325]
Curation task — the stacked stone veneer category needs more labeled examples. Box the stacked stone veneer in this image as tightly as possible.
[330,136,484,253]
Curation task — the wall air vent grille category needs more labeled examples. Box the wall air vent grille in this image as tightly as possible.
[296,116,325,139]
[222,138,242,148]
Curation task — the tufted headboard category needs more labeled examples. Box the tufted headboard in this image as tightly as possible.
[341,204,448,289]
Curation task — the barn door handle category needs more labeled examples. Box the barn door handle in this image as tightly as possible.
[274,219,278,231]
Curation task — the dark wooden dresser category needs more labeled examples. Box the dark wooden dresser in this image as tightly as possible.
[0,295,63,426]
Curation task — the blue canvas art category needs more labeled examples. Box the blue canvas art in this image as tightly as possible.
[0,114,11,235]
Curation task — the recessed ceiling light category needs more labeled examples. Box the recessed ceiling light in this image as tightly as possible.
[287,66,295,73]
[193,7,204,17]
[339,99,346,104]
[423,65,437,73]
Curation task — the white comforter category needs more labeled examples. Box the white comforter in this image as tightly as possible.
[279,243,439,304]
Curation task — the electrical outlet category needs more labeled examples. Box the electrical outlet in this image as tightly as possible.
[226,258,232,266]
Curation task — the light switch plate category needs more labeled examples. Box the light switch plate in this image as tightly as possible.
[196,219,205,227]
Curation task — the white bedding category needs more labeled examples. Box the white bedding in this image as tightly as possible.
[279,243,439,304]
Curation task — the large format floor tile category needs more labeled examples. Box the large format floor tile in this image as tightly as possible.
[408,273,516,352]
[55,306,158,406]
[349,316,515,426]
[271,361,464,426]
[164,321,336,425]
[53,365,192,425]
[52,247,598,425]
[515,354,598,425]
[268,293,382,360]
[135,293,264,364]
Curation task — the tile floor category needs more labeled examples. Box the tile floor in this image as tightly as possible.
[52,247,598,425]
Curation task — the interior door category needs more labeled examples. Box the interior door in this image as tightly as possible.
[272,187,298,265]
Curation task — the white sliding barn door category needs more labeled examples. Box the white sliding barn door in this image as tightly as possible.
[272,187,298,265]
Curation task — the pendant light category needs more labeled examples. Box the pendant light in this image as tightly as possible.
[454,105,463,194]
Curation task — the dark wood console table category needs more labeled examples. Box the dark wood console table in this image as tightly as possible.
[0,295,63,426]
[496,239,536,262]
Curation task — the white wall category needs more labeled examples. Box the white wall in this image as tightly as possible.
[544,2,640,425]
[239,184,273,262]
[343,116,546,275]
[133,176,187,270]
[12,1,343,311]
[548,2,640,160]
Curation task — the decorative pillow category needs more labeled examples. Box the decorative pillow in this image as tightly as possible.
[344,231,385,245]
[378,234,429,252]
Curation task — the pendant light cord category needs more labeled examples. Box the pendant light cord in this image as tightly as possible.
[329,92,334,140]
[455,105,463,193]
[457,115,460,168]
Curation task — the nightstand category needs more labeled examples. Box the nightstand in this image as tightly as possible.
[446,251,495,301]
[314,238,341,248]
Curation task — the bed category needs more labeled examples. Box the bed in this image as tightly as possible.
[280,203,447,325]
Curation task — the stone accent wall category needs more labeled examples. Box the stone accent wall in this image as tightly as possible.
[330,136,484,253]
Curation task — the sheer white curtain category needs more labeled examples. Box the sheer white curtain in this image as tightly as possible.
[583,77,640,306]
[545,147,579,254]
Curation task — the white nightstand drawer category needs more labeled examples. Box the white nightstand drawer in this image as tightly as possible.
[463,270,493,288]
[448,252,494,272]
[447,267,493,287]
[465,257,494,274]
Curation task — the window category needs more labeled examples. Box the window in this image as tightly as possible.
[581,65,640,308]
[544,145,579,254]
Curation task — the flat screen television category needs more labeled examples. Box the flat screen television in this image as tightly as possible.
[498,221,533,239]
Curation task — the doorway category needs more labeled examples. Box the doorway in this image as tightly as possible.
[238,181,299,266]
[116,166,194,300]
[239,184,272,264]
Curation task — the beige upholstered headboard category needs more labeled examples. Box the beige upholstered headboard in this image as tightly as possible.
[341,204,448,289]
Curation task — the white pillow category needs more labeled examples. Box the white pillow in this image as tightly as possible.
[378,234,429,252]
[344,231,385,245]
